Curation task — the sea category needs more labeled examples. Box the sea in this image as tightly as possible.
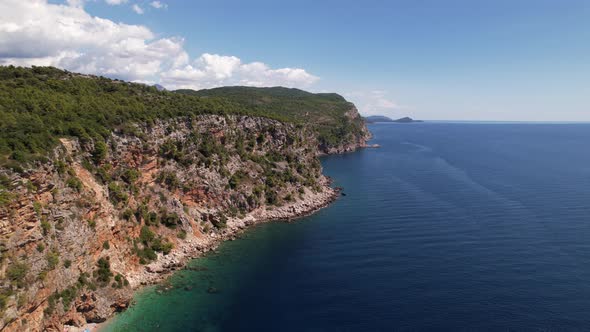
[105,122,590,331]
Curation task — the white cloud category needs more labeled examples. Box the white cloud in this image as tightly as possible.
[345,90,404,116]
[150,1,167,9]
[105,0,127,5]
[66,0,84,7]
[161,54,319,90]
[131,4,144,14]
[0,0,318,89]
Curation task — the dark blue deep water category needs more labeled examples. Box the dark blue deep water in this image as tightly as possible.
[106,123,590,331]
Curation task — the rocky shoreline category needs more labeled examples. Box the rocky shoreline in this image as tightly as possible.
[0,113,372,331]
[67,180,340,332]
[129,180,338,287]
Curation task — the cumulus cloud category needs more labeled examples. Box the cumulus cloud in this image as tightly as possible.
[105,0,127,5]
[0,0,318,89]
[345,90,404,116]
[131,4,144,14]
[161,54,319,90]
[150,1,167,9]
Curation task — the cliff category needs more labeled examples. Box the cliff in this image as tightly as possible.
[0,67,370,331]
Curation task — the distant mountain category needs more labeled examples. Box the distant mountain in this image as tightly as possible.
[364,115,394,123]
[393,116,423,123]
[364,115,423,123]
[153,84,166,91]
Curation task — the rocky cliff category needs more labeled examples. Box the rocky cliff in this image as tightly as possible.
[0,114,368,331]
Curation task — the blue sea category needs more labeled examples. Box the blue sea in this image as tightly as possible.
[105,123,590,331]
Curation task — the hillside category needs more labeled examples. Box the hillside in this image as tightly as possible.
[0,66,369,331]
[364,115,395,123]
[364,115,423,123]
[176,86,370,152]
[0,67,368,169]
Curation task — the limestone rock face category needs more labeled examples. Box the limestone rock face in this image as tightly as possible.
[0,115,369,331]
[319,106,372,155]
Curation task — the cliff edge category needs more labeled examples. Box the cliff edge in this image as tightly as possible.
[0,67,370,331]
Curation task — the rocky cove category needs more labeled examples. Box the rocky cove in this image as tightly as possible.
[0,112,370,332]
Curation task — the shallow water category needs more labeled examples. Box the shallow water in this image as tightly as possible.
[105,123,590,331]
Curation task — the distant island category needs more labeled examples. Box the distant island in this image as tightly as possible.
[364,115,423,123]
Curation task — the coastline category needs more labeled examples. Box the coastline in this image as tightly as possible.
[68,178,340,332]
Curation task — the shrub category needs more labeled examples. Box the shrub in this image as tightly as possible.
[121,168,140,184]
[33,201,42,216]
[0,289,13,313]
[96,165,111,183]
[40,219,51,236]
[139,226,155,245]
[7,262,29,288]
[146,211,159,226]
[96,257,112,284]
[121,209,134,221]
[46,250,59,270]
[60,286,77,310]
[66,177,83,192]
[113,274,128,289]
[156,171,179,189]
[160,210,180,228]
[92,140,107,163]
[81,159,94,172]
[150,237,173,255]
[137,248,157,264]
[108,182,128,205]
[211,214,227,229]
[265,190,278,205]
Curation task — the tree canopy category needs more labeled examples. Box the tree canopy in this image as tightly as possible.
[0,66,365,166]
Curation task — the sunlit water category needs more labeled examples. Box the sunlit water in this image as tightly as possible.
[105,123,590,331]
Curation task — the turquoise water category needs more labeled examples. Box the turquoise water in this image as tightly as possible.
[106,123,590,331]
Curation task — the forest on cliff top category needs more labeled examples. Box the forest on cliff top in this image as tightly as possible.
[0,66,365,167]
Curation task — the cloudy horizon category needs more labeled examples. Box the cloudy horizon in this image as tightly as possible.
[1,0,588,121]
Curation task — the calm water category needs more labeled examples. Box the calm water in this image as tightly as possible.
[106,123,590,331]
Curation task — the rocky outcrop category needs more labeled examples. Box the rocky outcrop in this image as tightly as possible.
[0,114,369,331]
[319,106,372,154]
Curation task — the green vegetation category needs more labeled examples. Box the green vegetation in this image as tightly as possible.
[95,257,112,285]
[134,225,173,264]
[113,273,129,289]
[46,250,59,270]
[40,218,51,235]
[177,230,187,239]
[139,225,155,244]
[156,171,179,190]
[0,66,364,166]
[211,214,227,229]
[178,86,366,149]
[44,284,79,316]
[160,210,180,228]
[108,182,128,205]
[0,66,274,164]
[92,141,107,163]
[0,288,12,314]
[66,176,82,191]
[228,170,248,189]
[7,261,28,288]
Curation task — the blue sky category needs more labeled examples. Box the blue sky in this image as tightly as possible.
[4,0,590,120]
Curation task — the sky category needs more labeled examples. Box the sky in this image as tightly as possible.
[0,0,589,121]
